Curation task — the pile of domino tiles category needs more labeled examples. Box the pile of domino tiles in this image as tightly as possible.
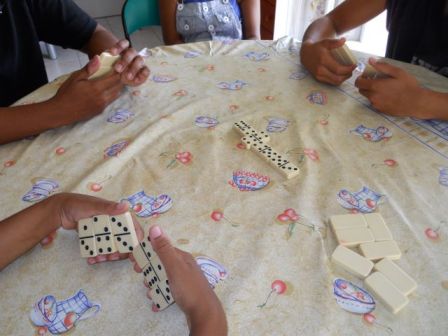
[330,213,417,314]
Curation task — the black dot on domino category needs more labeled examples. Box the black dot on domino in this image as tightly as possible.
[83,225,87,230]
[97,237,101,242]
[166,295,171,300]
[93,217,98,222]
[85,245,88,250]
[147,252,151,258]
[156,289,160,294]
[104,227,109,232]
[117,237,121,242]
[99,248,103,253]
[156,304,160,309]
[166,280,169,285]
[142,242,146,247]
[148,266,152,271]
[81,240,85,245]
[107,247,112,252]
[124,227,128,232]
[118,222,122,227]
[111,217,116,222]
[166,288,170,293]
[158,265,162,270]
[90,251,94,256]
[123,242,128,246]
[129,246,133,251]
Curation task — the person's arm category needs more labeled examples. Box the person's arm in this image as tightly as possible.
[355,59,448,120]
[240,0,260,40]
[0,193,141,271]
[159,0,184,45]
[0,57,124,144]
[131,226,227,336]
[300,0,386,85]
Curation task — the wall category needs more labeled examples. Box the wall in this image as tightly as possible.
[74,0,125,18]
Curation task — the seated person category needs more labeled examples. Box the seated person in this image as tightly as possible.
[0,193,227,336]
[0,0,150,145]
[300,0,448,120]
[159,0,260,44]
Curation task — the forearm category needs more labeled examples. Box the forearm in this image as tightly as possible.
[82,24,119,58]
[302,16,338,43]
[241,0,260,40]
[0,195,61,270]
[159,0,184,45]
[0,99,66,144]
[419,89,448,120]
[189,301,227,336]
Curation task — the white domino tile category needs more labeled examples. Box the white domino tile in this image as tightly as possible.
[374,259,417,296]
[331,245,374,278]
[365,272,409,314]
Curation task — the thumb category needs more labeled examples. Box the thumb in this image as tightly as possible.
[323,37,346,50]
[368,58,402,78]
[149,225,177,266]
[74,55,101,80]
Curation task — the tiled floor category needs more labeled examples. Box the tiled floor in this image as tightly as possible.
[43,16,164,81]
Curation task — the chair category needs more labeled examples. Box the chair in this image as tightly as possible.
[121,0,160,46]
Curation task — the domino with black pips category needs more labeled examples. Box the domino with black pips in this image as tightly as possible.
[252,143,300,179]
[150,279,174,311]
[92,215,117,255]
[234,120,270,149]
[78,219,98,258]
[132,237,155,269]
[110,212,139,253]
[142,254,168,289]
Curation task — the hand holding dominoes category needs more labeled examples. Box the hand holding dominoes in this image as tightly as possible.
[88,52,121,80]
[234,120,300,179]
[132,225,227,334]
[331,44,385,79]
[78,212,175,311]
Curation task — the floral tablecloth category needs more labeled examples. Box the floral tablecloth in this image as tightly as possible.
[1,37,447,336]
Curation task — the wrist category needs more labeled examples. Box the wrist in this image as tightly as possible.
[189,299,227,336]
[418,88,448,120]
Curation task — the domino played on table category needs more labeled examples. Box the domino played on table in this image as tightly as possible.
[233,120,300,179]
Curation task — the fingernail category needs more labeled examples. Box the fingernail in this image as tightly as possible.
[115,202,127,211]
[97,255,107,262]
[115,64,123,72]
[110,254,120,261]
[127,73,134,80]
[150,225,162,239]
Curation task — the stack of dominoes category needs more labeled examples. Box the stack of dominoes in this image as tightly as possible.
[330,213,417,314]
[233,120,300,179]
[330,44,381,79]
[78,212,174,311]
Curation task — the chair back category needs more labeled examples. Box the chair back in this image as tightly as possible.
[122,0,160,45]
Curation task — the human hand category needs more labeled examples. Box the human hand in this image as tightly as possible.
[52,56,124,125]
[108,39,150,86]
[355,58,425,118]
[300,37,356,85]
[131,225,227,336]
[53,193,144,264]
